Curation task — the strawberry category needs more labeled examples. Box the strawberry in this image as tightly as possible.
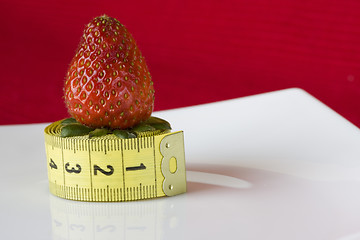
[64,15,155,129]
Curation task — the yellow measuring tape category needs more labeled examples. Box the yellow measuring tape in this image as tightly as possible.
[44,120,186,202]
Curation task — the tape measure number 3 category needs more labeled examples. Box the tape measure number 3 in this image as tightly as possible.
[45,128,186,202]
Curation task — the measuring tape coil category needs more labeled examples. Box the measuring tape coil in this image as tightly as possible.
[44,120,187,202]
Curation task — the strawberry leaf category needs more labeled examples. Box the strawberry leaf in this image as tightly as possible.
[60,123,93,137]
[61,118,78,125]
[89,128,109,138]
[113,129,137,139]
[131,123,156,132]
[58,116,171,139]
[145,117,171,130]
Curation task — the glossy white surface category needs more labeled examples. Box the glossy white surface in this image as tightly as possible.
[1,88,360,240]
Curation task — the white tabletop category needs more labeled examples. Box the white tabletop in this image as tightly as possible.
[1,88,360,240]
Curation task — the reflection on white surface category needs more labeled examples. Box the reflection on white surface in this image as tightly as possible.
[49,170,250,240]
[47,163,360,240]
[187,170,252,189]
[49,194,186,240]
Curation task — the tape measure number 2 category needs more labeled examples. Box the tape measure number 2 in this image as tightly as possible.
[45,131,186,202]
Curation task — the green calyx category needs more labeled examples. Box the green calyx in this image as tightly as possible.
[60,123,93,137]
[60,116,171,139]
[113,129,137,139]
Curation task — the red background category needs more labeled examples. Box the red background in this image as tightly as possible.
[1,0,360,127]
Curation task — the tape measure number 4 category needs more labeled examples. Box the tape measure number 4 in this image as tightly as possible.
[45,130,186,202]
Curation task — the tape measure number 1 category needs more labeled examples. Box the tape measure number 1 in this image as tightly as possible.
[45,127,186,202]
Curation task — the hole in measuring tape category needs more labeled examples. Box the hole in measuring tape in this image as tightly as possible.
[169,157,177,173]
[165,142,170,148]
[169,185,173,190]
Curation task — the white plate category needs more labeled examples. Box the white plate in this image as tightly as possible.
[1,88,360,240]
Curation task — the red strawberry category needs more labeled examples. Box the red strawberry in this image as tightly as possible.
[64,15,155,129]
